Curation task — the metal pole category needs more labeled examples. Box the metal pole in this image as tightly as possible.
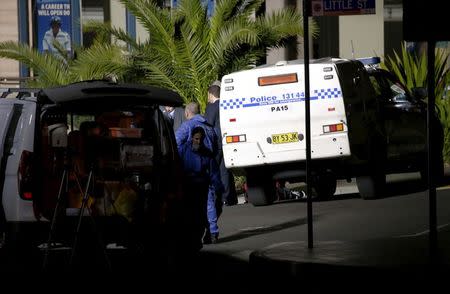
[71,0,82,47]
[427,40,437,264]
[303,0,313,249]
[126,8,137,46]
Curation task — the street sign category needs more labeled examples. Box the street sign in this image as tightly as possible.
[310,0,375,16]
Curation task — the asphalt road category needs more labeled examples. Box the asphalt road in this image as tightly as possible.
[192,173,450,288]
[213,173,450,255]
[2,173,449,290]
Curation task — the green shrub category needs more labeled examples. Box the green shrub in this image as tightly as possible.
[382,43,450,163]
[234,175,246,194]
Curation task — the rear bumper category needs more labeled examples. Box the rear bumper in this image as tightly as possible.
[223,133,350,168]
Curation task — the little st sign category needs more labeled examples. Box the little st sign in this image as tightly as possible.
[310,0,375,16]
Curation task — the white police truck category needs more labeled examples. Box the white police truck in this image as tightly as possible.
[220,57,444,205]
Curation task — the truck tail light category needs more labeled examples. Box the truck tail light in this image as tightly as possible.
[323,123,344,134]
[225,135,246,144]
[18,150,33,200]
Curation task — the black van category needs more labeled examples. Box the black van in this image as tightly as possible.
[0,80,194,271]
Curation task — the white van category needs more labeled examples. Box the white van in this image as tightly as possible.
[0,82,194,267]
[220,58,444,205]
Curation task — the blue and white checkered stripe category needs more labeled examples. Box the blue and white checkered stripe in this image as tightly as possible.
[221,88,342,110]
[220,98,246,110]
[314,88,341,99]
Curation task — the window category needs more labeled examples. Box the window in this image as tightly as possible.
[384,75,408,102]
[369,75,382,97]
[69,114,95,132]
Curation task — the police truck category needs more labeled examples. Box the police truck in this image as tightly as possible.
[219,57,444,205]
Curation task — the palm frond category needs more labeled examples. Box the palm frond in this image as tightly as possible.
[69,43,130,81]
[141,61,189,102]
[233,0,265,19]
[257,8,316,42]
[120,0,175,52]
[83,20,139,49]
[225,50,263,74]
[209,0,263,46]
[176,0,207,35]
[211,18,260,63]
[0,41,70,87]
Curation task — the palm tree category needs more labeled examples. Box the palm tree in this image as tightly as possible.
[1,0,317,111]
[87,0,318,110]
[0,41,130,88]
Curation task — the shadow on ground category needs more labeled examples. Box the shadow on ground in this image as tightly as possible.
[218,216,313,243]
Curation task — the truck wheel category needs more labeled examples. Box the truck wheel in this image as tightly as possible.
[313,172,337,200]
[420,141,444,186]
[246,174,274,206]
[357,128,387,200]
[356,174,385,200]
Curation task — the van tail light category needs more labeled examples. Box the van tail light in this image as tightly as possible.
[18,150,33,200]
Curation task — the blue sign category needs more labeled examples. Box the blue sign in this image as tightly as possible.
[36,0,72,56]
[310,0,375,16]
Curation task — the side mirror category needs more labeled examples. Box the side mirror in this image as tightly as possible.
[411,87,427,100]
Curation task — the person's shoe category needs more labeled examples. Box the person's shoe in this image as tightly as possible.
[211,233,219,244]
[202,231,212,244]
[290,190,307,200]
[223,200,238,206]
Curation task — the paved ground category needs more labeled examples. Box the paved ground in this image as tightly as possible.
[246,171,450,289]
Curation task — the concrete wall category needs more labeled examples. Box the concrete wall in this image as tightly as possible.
[110,0,126,43]
[110,0,148,43]
[265,0,316,63]
[0,0,19,82]
[136,19,149,43]
[266,0,288,64]
[339,0,384,59]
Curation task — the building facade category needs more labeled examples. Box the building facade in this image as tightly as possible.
[0,0,20,87]
[0,0,419,87]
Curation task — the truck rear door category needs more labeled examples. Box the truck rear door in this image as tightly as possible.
[220,62,350,168]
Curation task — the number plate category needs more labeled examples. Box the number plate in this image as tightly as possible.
[271,132,299,144]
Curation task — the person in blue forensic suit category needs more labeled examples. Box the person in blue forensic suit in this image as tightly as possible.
[178,126,223,248]
[176,102,222,243]
[176,102,217,156]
